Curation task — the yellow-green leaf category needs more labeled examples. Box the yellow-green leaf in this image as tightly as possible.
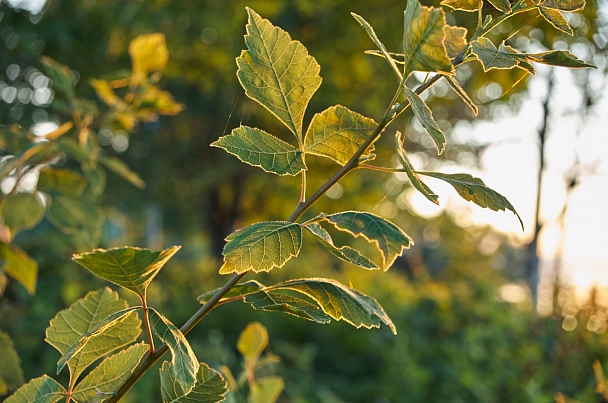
[37,168,87,197]
[129,33,168,82]
[72,246,180,299]
[0,242,37,295]
[0,193,44,237]
[237,8,321,141]
[487,0,512,13]
[251,377,284,403]
[0,331,24,395]
[149,309,199,396]
[320,211,412,270]
[470,37,519,71]
[219,222,302,275]
[244,291,333,324]
[304,105,378,165]
[526,50,595,68]
[4,375,65,403]
[71,343,148,403]
[444,76,478,115]
[403,0,454,76]
[197,280,263,304]
[90,79,122,107]
[539,7,573,35]
[47,195,104,249]
[395,131,439,205]
[405,87,446,154]
[443,26,468,59]
[440,0,480,12]
[99,156,145,189]
[417,171,524,229]
[46,287,141,381]
[540,0,585,11]
[212,126,306,176]
[39,56,76,101]
[237,322,268,362]
[159,361,228,403]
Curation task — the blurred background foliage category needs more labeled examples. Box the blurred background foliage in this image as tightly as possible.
[1,0,608,401]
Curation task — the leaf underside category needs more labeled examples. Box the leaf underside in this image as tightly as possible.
[159,361,228,403]
[395,131,439,205]
[405,87,446,154]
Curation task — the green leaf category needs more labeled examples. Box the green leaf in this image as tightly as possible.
[538,7,573,35]
[403,0,454,76]
[0,193,45,237]
[499,43,537,75]
[237,322,268,361]
[487,0,512,13]
[351,13,402,80]
[320,211,412,270]
[251,377,284,403]
[211,126,306,176]
[417,171,524,229]
[236,8,322,141]
[395,131,439,205]
[0,242,38,295]
[539,0,585,11]
[71,342,148,403]
[304,105,378,165]
[444,76,478,115]
[197,280,263,304]
[149,308,199,396]
[37,168,87,197]
[266,278,397,334]
[303,223,379,270]
[159,361,227,403]
[219,222,302,275]
[405,87,446,154]
[443,26,468,59]
[99,156,145,189]
[47,195,104,249]
[4,375,65,403]
[72,246,180,299]
[525,50,595,69]
[39,56,76,101]
[46,287,141,380]
[0,331,25,394]
[470,37,519,71]
[440,0,480,12]
[244,291,332,324]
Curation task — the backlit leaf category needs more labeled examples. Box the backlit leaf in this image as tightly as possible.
[197,280,263,304]
[440,0,480,12]
[219,222,302,274]
[444,76,478,115]
[320,211,412,270]
[443,26,468,59]
[46,287,141,380]
[72,246,180,298]
[540,0,585,11]
[487,0,512,13]
[405,87,446,154]
[266,278,397,334]
[417,171,524,229]
[395,131,439,205]
[0,331,24,394]
[304,105,378,165]
[0,193,44,237]
[0,242,37,295]
[500,43,537,75]
[237,322,268,361]
[149,308,199,396]
[471,38,519,71]
[159,361,227,403]
[129,33,168,80]
[71,343,148,403]
[39,56,76,101]
[403,0,454,76]
[251,377,284,403]
[526,50,595,68]
[539,7,573,35]
[99,156,145,189]
[212,126,306,176]
[37,168,87,197]
[90,79,121,107]
[244,291,332,324]
[304,223,379,270]
[236,8,322,141]
[4,375,65,403]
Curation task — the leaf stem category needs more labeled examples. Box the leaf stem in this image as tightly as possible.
[141,297,155,355]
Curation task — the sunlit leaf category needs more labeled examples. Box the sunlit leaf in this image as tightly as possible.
[539,0,585,11]
[149,308,199,396]
[304,105,378,165]
[444,76,478,115]
[37,168,87,197]
[72,246,180,299]
[471,38,519,71]
[538,7,573,35]
[0,193,44,237]
[487,0,512,13]
[417,171,524,229]
[319,211,412,270]
[526,50,595,68]
[395,131,439,205]
[266,278,397,334]
[159,361,227,403]
[46,287,141,380]
[236,8,322,141]
[244,291,332,324]
[237,322,268,361]
[71,343,148,403]
[251,377,284,403]
[197,280,264,304]
[4,375,65,403]
[443,26,468,59]
[99,156,145,189]
[212,126,306,176]
[44,122,73,141]
[219,222,302,275]
[405,87,446,154]
[303,223,379,270]
[39,56,76,101]
[351,13,402,80]
[90,79,122,107]
[440,0,480,12]
[136,87,184,117]
[0,242,37,295]
[0,331,24,395]
[129,33,168,81]
[403,0,454,76]
[500,43,537,75]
